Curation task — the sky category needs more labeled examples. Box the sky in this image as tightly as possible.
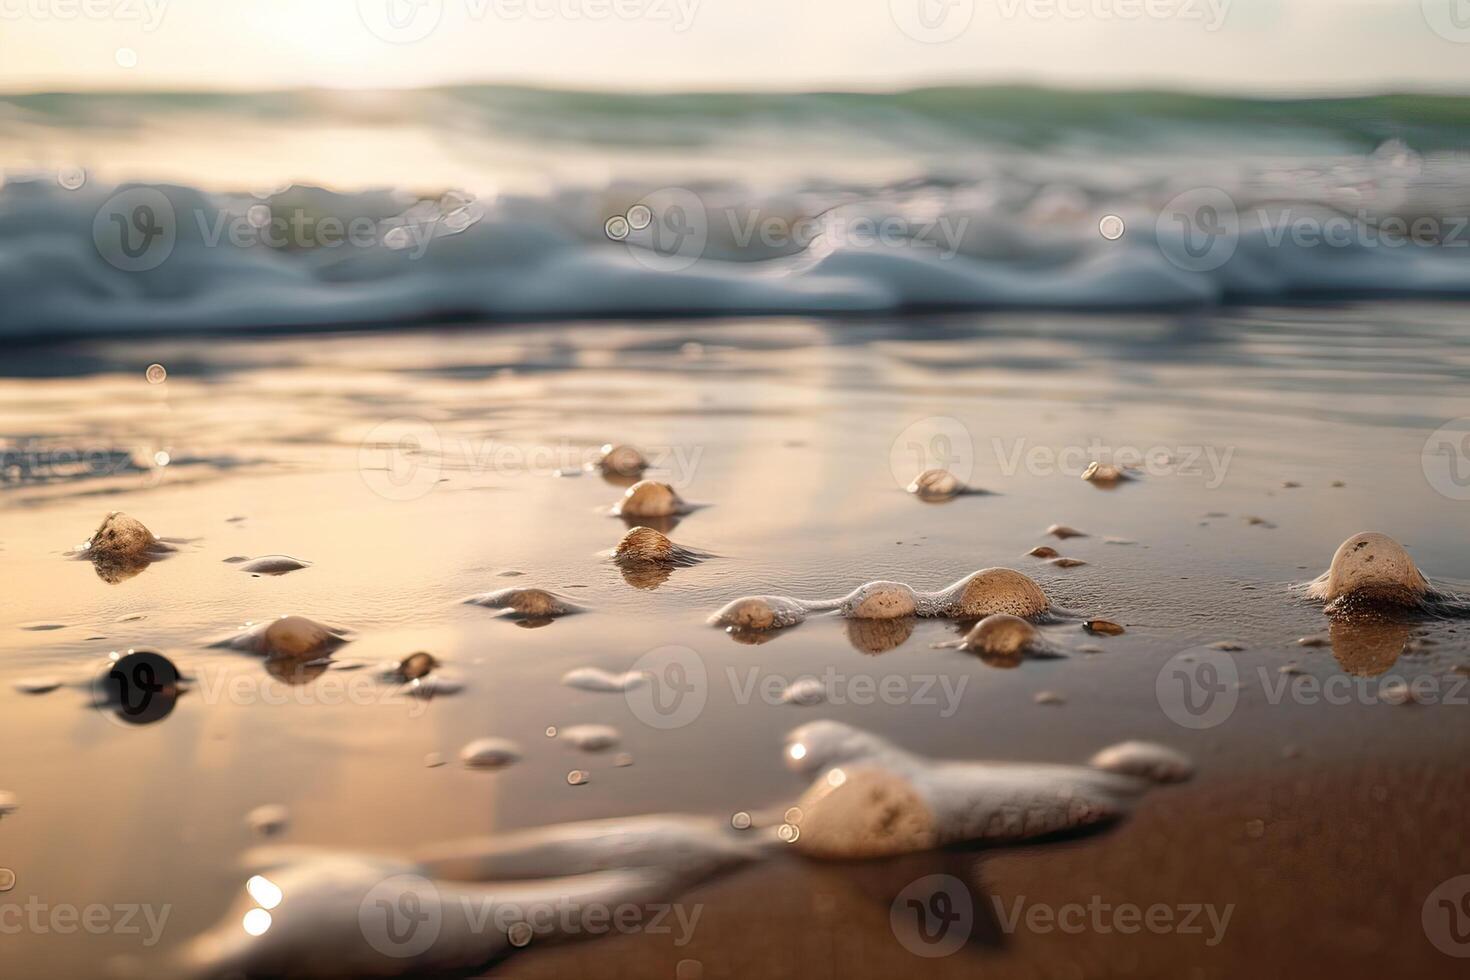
[0,0,1467,94]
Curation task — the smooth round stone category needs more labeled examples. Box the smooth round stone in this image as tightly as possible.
[1089,741,1195,783]
[262,616,343,658]
[615,480,685,518]
[961,614,1042,656]
[946,568,1049,618]
[1311,531,1429,609]
[614,526,675,563]
[237,556,311,575]
[468,588,579,617]
[596,444,648,477]
[707,595,807,631]
[460,738,522,769]
[397,652,438,681]
[837,581,918,620]
[906,468,964,501]
[790,767,937,859]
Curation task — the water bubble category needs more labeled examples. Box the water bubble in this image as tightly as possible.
[1098,214,1125,240]
[153,451,171,468]
[507,921,533,947]
[604,215,631,241]
[246,875,283,911]
[626,204,652,230]
[545,726,558,737]
[730,811,752,830]
[241,908,272,936]
[57,167,86,190]
[246,204,272,228]
[777,823,801,843]
[115,48,138,69]
[145,363,167,384]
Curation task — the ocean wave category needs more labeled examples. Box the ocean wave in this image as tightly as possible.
[2,86,1468,338]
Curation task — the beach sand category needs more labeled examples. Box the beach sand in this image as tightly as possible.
[2,307,1469,977]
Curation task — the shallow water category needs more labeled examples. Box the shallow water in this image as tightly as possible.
[2,306,1470,977]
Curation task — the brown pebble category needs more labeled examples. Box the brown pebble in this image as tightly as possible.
[1083,619,1125,636]
[1046,524,1087,539]
[1048,557,1088,568]
[1027,545,1059,558]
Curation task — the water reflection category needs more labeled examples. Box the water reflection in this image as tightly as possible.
[1328,617,1411,677]
[845,617,915,654]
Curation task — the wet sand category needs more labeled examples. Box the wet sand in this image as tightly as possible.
[2,306,1469,977]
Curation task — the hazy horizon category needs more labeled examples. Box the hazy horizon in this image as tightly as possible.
[1,0,1468,96]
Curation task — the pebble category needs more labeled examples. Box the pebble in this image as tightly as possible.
[614,526,677,564]
[1209,641,1245,651]
[1089,741,1194,783]
[395,652,438,681]
[1046,524,1088,539]
[566,770,590,786]
[13,677,63,695]
[1297,634,1330,647]
[1048,557,1088,568]
[561,724,621,751]
[781,678,829,706]
[1083,619,1125,636]
[906,469,966,501]
[1027,545,1059,558]
[424,753,445,768]
[246,804,290,837]
[1033,690,1066,706]
[214,616,350,659]
[464,588,581,618]
[594,444,648,477]
[1082,461,1131,484]
[961,614,1043,657]
[236,556,312,576]
[1308,531,1430,611]
[613,753,634,767]
[612,480,687,518]
[460,738,522,769]
[708,595,809,631]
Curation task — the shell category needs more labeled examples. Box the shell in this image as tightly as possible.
[1082,461,1130,484]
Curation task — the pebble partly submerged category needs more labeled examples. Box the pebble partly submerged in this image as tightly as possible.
[211,615,351,659]
[905,469,976,502]
[233,555,312,576]
[464,587,582,618]
[612,480,691,519]
[612,526,706,568]
[959,614,1049,659]
[560,724,621,751]
[460,738,522,769]
[593,443,648,478]
[1307,531,1432,614]
[708,567,1051,631]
